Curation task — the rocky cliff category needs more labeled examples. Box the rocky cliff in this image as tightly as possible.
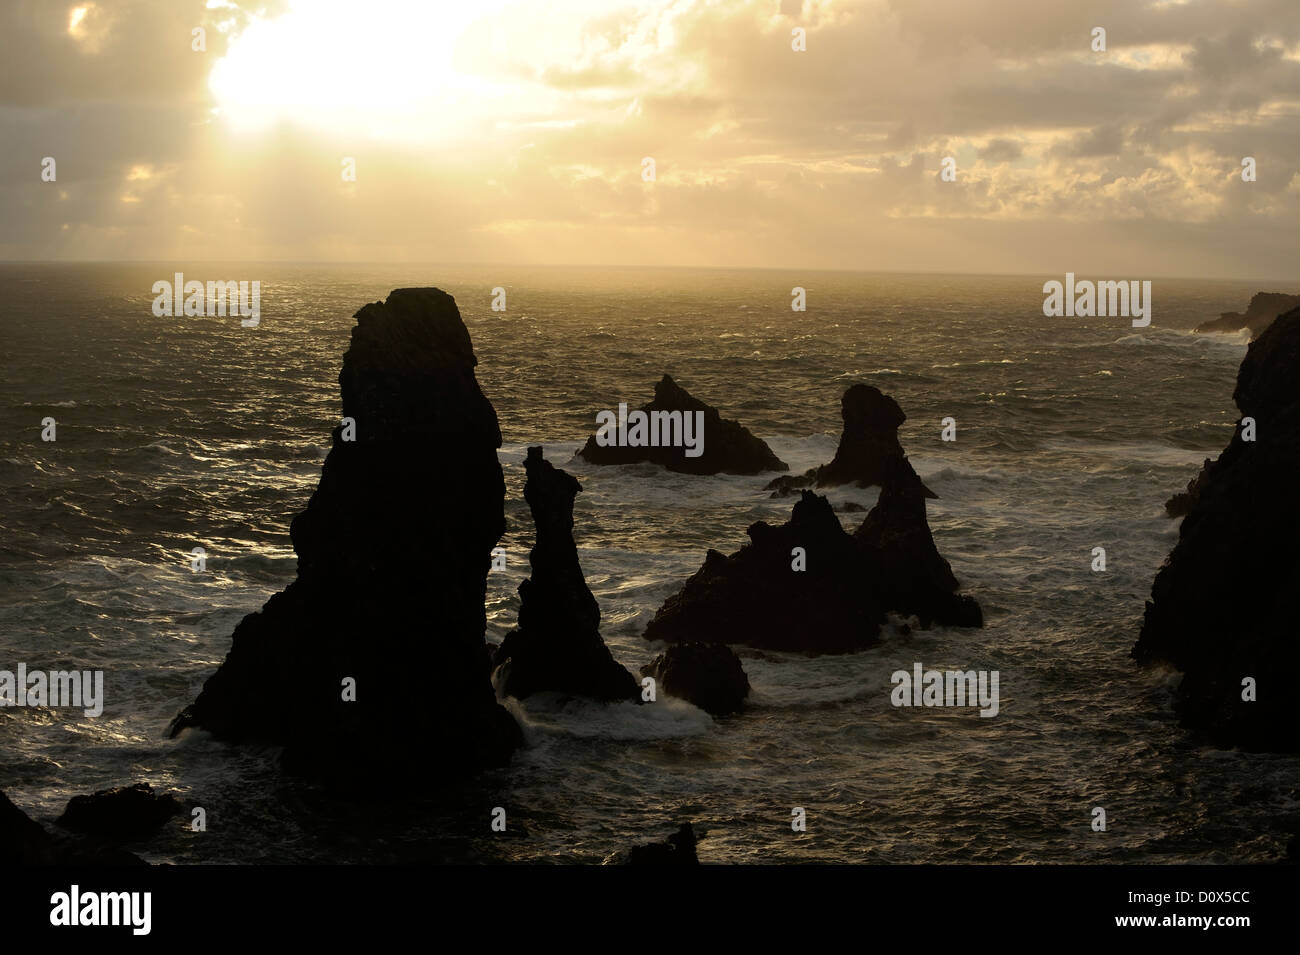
[1135,306,1300,751]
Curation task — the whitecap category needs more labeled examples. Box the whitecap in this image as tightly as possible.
[502,693,714,741]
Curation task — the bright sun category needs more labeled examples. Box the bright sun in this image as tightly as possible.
[208,0,517,140]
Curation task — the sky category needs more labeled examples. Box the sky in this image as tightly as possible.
[1,0,1298,278]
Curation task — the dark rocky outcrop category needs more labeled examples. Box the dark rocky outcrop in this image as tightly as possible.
[641,642,750,715]
[767,384,936,497]
[626,822,701,865]
[57,783,183,840]
[1134,306,1300,751]
[2,789,144,865]
[854,456,983,629]
[492,447,639,702]
[644,491,884,654]
[168,288,522,784]
[1194,292,1300,339]
[577,374,787,475]
[644,476,981,654]
[646,384,979,654]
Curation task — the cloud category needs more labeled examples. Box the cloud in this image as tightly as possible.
[0,0,283,107]
[977,138,1024,163]
[0,0,1296,278]
[1054,124,1127,158]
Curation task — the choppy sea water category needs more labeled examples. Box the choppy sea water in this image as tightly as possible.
[3,263,1299,863]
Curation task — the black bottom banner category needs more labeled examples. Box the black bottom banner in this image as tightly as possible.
[2,863,1289,942]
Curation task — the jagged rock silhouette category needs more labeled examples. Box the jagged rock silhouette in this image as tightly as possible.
[767,384,936,497]
[578,374,787,475]
[647,387,980,654]
[169,288,521,785]
[492,446,639,702]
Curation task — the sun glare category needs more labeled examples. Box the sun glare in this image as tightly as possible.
[208,0,515,140]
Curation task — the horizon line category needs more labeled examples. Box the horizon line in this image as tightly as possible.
[0,260,1296,286]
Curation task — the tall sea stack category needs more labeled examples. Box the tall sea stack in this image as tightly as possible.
[1134,306,1300,751]
[854,455,981,628]
[493,447,639,702]
[169,288,522,782]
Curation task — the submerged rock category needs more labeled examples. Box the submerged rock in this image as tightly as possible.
[168,288,522,784]
[641,642,750,715]
[56,783,182,841]
[1134,306,1300,751]
[577,374,787,475]
[1194,292,1300,339]
[493,447,639,702]
[626,822,701,865]
[767,384,936,497]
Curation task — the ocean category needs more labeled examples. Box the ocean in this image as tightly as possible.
[3,263,1299,863]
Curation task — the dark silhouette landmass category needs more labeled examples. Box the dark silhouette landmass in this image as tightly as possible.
[1135,306,1300,751]
[492,446,639,702]
[767,384,936,497]
[577,374,787,475]
[168,288,521,784]
[1194,292,1300,339]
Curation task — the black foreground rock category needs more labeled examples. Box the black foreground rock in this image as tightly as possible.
[57,783,183,840]
[2,788,144,865]
[169,288,522,784]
